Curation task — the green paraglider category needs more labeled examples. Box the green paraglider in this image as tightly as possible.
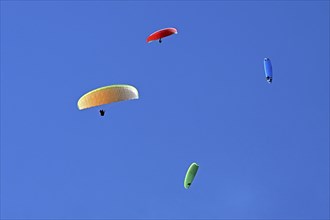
[184,163,199,189]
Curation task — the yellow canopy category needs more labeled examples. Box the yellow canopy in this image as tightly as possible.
[77,85,139,110]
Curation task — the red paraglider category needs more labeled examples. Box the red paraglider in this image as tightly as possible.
[146,27,178,43]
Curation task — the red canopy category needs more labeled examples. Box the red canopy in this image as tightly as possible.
[146,27,178,43]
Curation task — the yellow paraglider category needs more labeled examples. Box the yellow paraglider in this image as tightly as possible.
[77,85,139,115]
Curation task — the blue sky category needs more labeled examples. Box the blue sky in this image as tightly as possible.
[1,1,329,219]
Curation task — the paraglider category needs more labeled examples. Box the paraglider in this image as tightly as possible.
[146,27,178,43]
[77,84,139,116]
[264,58,273,83]
[184,162,199,189]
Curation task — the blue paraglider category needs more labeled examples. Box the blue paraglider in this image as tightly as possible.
[264,58,273,83]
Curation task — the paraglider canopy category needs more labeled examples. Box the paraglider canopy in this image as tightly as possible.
[77,84,139,110]
[146,27,178,43]
[184,162,199,189]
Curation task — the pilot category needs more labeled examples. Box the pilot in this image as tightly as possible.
[266,76,272,83]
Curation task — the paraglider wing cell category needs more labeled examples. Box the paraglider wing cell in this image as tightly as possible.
[184,163,199,189]
[146,28,178,43]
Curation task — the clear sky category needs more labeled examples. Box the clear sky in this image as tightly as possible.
[1,1,329,219]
